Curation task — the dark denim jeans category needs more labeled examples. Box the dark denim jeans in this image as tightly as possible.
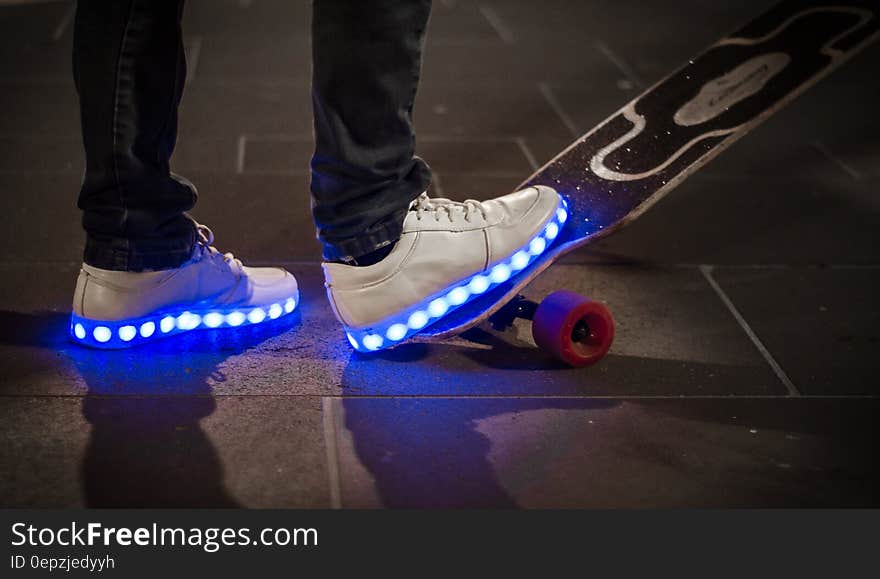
[74,0,432,271]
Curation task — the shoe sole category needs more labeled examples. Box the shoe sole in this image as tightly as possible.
[69,291,299,349]
[344,195,568,352]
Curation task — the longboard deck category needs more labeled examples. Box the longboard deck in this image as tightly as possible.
[414,0,879,342]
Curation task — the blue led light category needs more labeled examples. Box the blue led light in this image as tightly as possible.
[557,207,568,224]
[408,310,429,330]
[490,264,511,284]
[428,297,449,318]
[248,308,266,324]
[386,323,408,341]
[177,312,201,330]
[140,321,156,338]
[347,332,359,349]
[203,312,224,328]
[511,251,530,271]
[226,311,246,326]
[447,286,469,306]
[70,289,299,349]
[118,325,136,342]
[545,222,559,240]
[362,334,383,350]
[469,275,490,295]
[529,236,546,256]
[160,316,175,333]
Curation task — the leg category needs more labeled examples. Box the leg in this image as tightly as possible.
[310,0,433,262]
[70,1,301,348]
[74,0,196,272]
[311,0,561,352]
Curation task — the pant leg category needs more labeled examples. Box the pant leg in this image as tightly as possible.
[311,0,433,262]
[74,0,196,272]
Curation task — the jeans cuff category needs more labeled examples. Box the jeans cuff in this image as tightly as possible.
[321,208,408,262]
[83,229,196,272]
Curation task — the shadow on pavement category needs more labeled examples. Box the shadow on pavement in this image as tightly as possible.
[338,345,620,507]
[0,309,298,507]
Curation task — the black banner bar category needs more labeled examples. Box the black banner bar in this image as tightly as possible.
[1,509,877,576]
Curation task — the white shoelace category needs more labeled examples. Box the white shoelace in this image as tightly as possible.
[412,192,488,223]
[195,223,243,274]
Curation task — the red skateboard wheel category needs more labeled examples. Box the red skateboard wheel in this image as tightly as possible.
[532,290,614,367]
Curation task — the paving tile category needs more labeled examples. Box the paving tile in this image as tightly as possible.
[0,17,200,82]
[0,0,72,44]
[0,171,322,264]
[241,136,312,174]
[184,0,500,42]
[712,267,880,396]
[0,396,86,507]
[188,24,612,84]
[415,137,535,177]
[331,396,878,507]
[413,83,574,158]
[172,82,580,160]
[0,394,330,507]
[181,0,502,47]
[814,136,880,181]
[0,135,238,174]
[0,135,83,173]
[420,39,603,85]
[0,80,79,135]
[481,0,768,44]
[185,172,321,261]
[0,37,69,81]
[0,172,84,263]
[241,135,530,177]
[182,81,578,159]
[431,173,525,200]
[199,395,329,508]
[0,78,314,139]
[587,174,880,266]
[426,0,505,43]
[183,0,311,37]
[192,34,311,82]
[471,0,771,86]
[0,75,595,174]
[179,82,313,138]
[535,81,640,137]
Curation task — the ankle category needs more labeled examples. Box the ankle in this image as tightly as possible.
[337,242,396,267]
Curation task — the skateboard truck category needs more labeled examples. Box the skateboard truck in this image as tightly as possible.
[488,295,537,330]
[489,292,614,367]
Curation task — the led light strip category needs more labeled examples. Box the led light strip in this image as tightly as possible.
[345,198,568,352]
[69,294,299,349]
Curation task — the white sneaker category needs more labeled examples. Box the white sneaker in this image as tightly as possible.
[323,185,566,351]
[70,223,300,348]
